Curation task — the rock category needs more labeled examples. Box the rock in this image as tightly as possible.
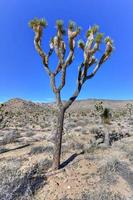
[84,144,93,151]
[96,138,104,145]
[99,143,110,149]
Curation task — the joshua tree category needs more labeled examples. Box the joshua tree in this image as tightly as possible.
[29,18,114,170]
[101,108,112,146]
[95,101,112,146]
[126,103,133,119]
[95,101,104,115]
[0,104,4,124]
[101,108,111,124]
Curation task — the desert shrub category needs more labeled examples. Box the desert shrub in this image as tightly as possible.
[89,127,99,135]
[40,123,46,129]
[25,131,34,137]
[76,120,86,127]
[129,119,133,125]
[128,152,133,164]
[60,197,73,200]
[1,130,20,145]
[29,145,53,155]
[114,161,133,188]
[101,108,112,124]
[80,127,88,135]
[97,158,120,185]
[64,121,76,130]
[71,142,84,150]
[89,127,104,140]
[0,159,50,200]
[99,158,120,173]
[81,190,126,200]
[0,159,22,200]
[0,114,3,122]
[109,130,124,144]
[73,126,82,132]
[80,112,87,116]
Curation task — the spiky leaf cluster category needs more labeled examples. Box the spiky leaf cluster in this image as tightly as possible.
[95,101,103,113]
[101,108,111,124]
[105,36,113,44]
[102,108,110,118]
[95,33,104,43]
[56,20,66,35]
[68,20,76,30]
[78,39,85,48]
[86,25,99,38]
[91,25,99,34]
[29,18,47,29]
[56,20,64,29]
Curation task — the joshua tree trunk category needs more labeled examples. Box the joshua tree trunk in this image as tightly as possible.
[104,131,110,146]
[52,108,65,170]
[104,125,110,146]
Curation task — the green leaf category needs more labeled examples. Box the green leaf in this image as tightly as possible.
[40,18,47,27]
[29,18,47,28]
[86,25,99,38]
[78,39,85,48]
[68,20,76,30]
[105,36,113,44]
[56,20,64,29]
[91,25,99,34]
[86,27,91,37]
[56,19,66,35]
[95,33,104,43]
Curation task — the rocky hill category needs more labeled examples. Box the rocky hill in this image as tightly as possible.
[0,98,132,129]
[0,98,55,129]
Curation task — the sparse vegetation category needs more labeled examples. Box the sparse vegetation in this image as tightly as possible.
[0,99,133,200]
[29,145,53,155]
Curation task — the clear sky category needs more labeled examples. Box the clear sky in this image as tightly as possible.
[0,0,133,102]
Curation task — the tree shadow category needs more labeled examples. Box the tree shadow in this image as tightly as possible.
[0,144,30,154]
[60,151,84,169]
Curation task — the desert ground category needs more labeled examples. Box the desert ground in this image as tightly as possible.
[0,98,133,200]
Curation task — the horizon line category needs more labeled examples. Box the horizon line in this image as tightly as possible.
[1,97,133,104]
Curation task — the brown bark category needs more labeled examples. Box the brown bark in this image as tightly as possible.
[104,131,110,146]
[52,108,65,170]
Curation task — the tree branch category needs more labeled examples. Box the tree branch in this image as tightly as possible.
[33,26,52,76]
[50,73,58,93]
[85,40,113,80]
[55,91,63,108]
[29,19,114,114]
[63,63,84,110]
[57,25,80,91]
[85,62,101,80]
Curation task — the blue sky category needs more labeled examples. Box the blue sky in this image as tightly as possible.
[0,0,133,102]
